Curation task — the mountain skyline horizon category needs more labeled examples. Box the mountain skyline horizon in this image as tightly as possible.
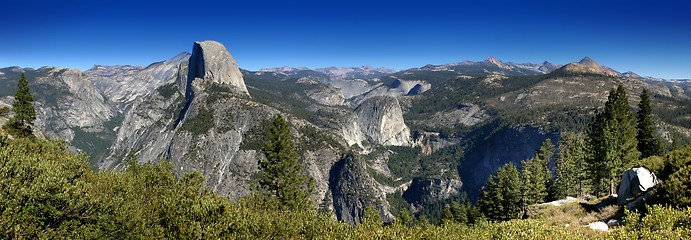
[3,53,687,81]
[2,0,690,79]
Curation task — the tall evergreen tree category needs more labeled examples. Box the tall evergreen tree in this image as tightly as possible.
[520,157,547,211]
[10,73,36,136]
[395,207,413,226]
[451,201,468,224]
[362,205,383,226]
[636,89,664,158]
[478,163,521,221]
[256,114,315,210]
[587,85,640,196]
[439,205,454,226]
[553,133,589,199]
[536,138,555,162]
[536,139,555,201]
[478,175,500,221]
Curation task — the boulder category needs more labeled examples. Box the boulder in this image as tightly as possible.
[607,219,620,228]
[616,167,658,206]
[587,221,609,231]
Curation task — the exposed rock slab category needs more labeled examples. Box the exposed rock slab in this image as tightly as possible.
[180,41,249,96]
[354,96,411,146]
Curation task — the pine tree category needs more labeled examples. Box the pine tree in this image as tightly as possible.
[478,162,522,221]
[536,139,555,201]
[520,157,547,210]
[553,133,589,199]
[519,139,555,209]
[256,114,315,210]
[451,201,468,224]
[440,204,454,225]
[10,73,36,137]
[587,85,640,196]
[536,138,555,162]
[396,207,413,226]
[636,89,664,158]
[362,205,382,226]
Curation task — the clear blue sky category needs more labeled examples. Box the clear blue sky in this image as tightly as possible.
[1,0,690,79]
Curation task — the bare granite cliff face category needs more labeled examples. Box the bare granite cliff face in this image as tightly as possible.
[100,82,185,169]
[402,176,462,209]
[354,96,412,146]
[329,153,393,224]
[179,41,249,96]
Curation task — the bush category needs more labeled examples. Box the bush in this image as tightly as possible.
[0,138,93,238]
[614,205,691,239]
[637,155,665,176]
[660,145,691,180]
[637,146,691,208]
[0,106,9,117]
[659,165,691,208]
[0,136,236,238]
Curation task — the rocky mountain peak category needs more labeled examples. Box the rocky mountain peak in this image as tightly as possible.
[578,56,598,66]
[485,57,500,65]
[538,61,558,73]
[484,57,512,70]
[559,57,621,77]
[181,40,249,96]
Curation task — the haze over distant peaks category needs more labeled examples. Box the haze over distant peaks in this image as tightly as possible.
[411,57,558,76]
[259,65,396,80]
[255,56,655,80]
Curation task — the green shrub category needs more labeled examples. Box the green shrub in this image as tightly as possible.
[0,106,9,117]
[637,155,665,176]
[0,138,93,238]
[660,145,691,179]
[660,165,691,208]
[614,205,691,239]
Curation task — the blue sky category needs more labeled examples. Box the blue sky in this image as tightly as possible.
[1,0,690,79]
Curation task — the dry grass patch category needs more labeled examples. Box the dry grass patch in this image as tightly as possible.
[529,197,623,235]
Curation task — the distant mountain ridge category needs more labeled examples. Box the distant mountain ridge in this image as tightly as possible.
[260,65,396,80]
[256,56,691,82]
